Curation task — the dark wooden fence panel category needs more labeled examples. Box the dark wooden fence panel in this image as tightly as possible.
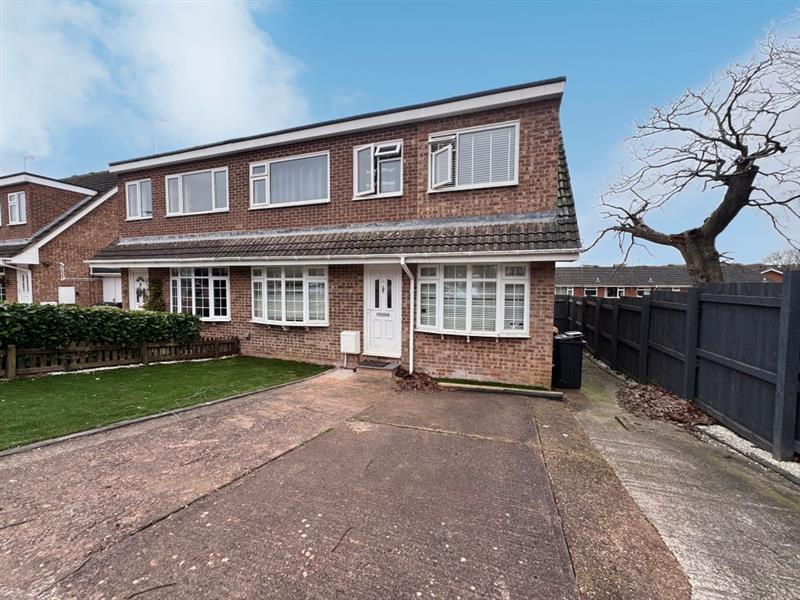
[555,273,800,459]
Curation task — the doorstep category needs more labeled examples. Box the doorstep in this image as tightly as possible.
[356,359,400,378]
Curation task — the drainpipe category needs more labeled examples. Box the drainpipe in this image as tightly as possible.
[400,256,415,374]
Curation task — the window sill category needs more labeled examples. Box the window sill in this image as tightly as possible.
[249,199,330,210]
[251,319,329,328]
[415,327,529,339]
[199,317,231,323]
[8,221,27,226]
[126,216,153,222]
[166,209,229,218]
[427,180,518,194]
[352,192,402,202]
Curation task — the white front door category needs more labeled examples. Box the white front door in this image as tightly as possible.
[16,269,32,303]
[364,265,402,358]
[128,269,149,310]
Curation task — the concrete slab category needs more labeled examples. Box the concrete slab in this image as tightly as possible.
[572,359,800,600]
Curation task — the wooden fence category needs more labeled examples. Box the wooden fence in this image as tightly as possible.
[1,337,240,379]
[554,272,800,460]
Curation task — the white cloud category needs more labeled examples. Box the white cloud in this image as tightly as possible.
[0,0,309,172]
[0,0,108,170]
[107,1,310,150]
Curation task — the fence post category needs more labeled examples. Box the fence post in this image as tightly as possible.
[774,270,800,460]
[593,298,602,356]
[611,300,620,371]
[638,296,650,383]
[6,345,16,379]
[213,339,220,358]
[141,342,149,365]
[682,288,700,400]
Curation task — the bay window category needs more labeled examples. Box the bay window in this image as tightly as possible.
[8,191,26,224]
[126,179,152,219]
[428,122,518,191]
[354,140,403,198]
[250,152,330,209]
[170,267,230,320]
[166,167,228,216]
[252,266,328,326]
[417,264,529,336]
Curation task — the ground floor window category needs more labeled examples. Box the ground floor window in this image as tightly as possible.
[0,278,5,302]
[251,266,328,326]
[416,263,529,336]
[605,287,622,298]
[636,287,651,297]
[585,287,598,297]
[170,267,230,320]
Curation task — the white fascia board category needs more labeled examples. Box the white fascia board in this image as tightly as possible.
[0,174,97,195]
[109,80,565,173]
[86,248,581,269]
[8,187,118,266]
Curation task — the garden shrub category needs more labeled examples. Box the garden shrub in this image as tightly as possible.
[0,303,201,349]
[142,278,165,312]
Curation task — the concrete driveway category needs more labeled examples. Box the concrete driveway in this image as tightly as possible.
[0,369,686,599]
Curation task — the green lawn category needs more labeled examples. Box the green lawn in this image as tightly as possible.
[0,356,328,451]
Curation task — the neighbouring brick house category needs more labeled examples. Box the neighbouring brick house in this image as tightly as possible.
[89,78,581,387]
[555,264,766,298]
[0,172,120,305]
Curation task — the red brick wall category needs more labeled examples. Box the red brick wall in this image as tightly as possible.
[0,183,87,241]
[115,99,562,237]
[123,260,556,388]
[31,192,121,305]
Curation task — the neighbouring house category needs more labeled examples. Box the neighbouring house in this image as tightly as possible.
[759,267,784,283]
[555,264,766,298]
[88,78,581,387]
[0,171,120,305]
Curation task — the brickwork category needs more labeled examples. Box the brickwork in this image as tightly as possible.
[0,182,87,241]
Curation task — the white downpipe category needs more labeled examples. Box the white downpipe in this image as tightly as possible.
[400,256,415,374]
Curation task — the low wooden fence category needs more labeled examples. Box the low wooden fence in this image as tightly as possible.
[554,273,800,460]
[1,337,240,379]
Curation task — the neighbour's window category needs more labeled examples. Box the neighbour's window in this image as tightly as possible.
[354,140,403,198]
[250,152,330,208]
[126,179,153,219]
[166,168,228,216]
[416,264,528,336]
[567,287,574,296]
[0,277,5,302]
[636,287,651,297]
[170,267,230,320]
[585,287,598,297]
[251,266,328,326]
[8,191,26,224]
[428,122,518,191]
[605,287,621,298]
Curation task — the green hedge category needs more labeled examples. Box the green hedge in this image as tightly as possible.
[0,304,201,349]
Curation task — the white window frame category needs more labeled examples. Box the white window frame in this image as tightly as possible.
[165,166,229,217]
[125,178,153,220]
[249,150,331,210]
[636,287,652,297]
[427,120,520,193]
[415,263,529,338]
[584,287,598,297]
[169,267,230,321]
[8,191,26,225]
[251,265,329,327]
[605,287,622,298]
[353,140,403,200]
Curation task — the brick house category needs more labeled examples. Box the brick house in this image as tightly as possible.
[89,78,581,387]
[555,264,766,298]
[0,171,120,305]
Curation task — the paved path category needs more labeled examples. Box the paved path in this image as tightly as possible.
[1,372,584,599]
[572,360,800,600]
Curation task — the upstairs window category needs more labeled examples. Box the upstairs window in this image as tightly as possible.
[251,152,330,209]
[170,267,230,321]
[166,167,228,216]
[8,191,26,224]
[354,140,403,198]
[428,122,518,192]
[126,179,152,219]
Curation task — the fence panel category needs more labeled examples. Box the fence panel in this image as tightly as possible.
[555,276,800,458]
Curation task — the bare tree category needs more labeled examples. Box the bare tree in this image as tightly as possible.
[764,247,800,268]
[595,35,800,283]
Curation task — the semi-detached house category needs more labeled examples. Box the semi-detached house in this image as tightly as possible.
[90,78,581,387]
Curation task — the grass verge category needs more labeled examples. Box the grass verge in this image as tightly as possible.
[0,356,328,451]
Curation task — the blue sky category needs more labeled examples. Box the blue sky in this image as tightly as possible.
[1,1,797,265]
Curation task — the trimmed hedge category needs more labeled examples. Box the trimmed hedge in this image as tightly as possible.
[0,303,201,349]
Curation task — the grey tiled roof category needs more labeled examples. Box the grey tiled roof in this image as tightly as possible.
[556,264,766,287]
[0,241,28,259]
[62,171,117,194]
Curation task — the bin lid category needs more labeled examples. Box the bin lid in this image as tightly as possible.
[562,331,584,338]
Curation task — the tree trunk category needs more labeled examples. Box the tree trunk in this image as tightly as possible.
[678,234,724,284]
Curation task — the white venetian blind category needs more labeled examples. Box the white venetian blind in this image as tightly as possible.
[457,125,516,186]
